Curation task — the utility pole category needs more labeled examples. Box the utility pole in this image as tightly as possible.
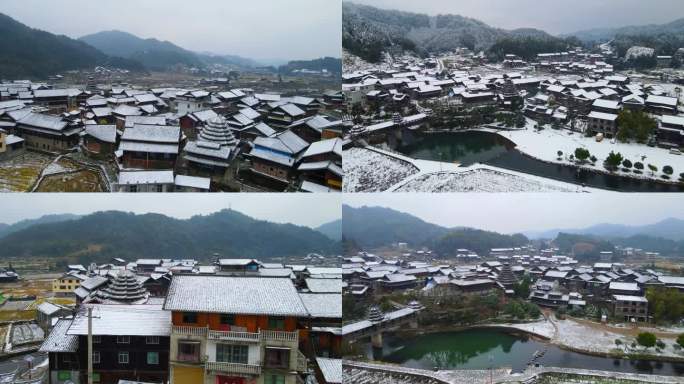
[88,307,93,384]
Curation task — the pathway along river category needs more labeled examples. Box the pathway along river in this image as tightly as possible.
[395,131,684,192]
[362,329,684,376]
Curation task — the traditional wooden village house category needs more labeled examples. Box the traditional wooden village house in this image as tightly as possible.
[40,319,80,384]
[112,105,143,130]
[119,124,182,169]
[658,115,684,148]
[33,88,86,113]
[82,124,117,158]
[0,128,24,159]
[14,112,82,152]
[36,301,72,332]
[164,275,310,384]
[174,174,211,192]
[248,130,309,188]
[116,170,175,192]
[267,103,307,128]
[297,137,343,191]
[287,115,341,144]
[175,90,212,115]
[236,122,277,142]
[587,111,618,137]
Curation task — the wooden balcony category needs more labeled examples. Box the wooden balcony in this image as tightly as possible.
[205,361,261,376]
[261,329,298,343]
[173,326,298,344]
[208,329,260,343]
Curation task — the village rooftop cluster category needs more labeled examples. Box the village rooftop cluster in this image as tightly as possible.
[28,257,343,384]
[0,77,345,192]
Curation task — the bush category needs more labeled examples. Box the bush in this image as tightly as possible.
[637,332,657,349]
[656,339,666,349]
[615,339,623,346]
[677,333,684,348]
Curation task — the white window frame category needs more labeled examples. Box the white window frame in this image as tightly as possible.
[118,351,129,364]
[146,336,160,345]
[116,335,131,344]
[92,351,100,364]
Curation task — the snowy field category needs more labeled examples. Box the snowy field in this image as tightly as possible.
[344,144,592,192]
[502,318,684,359]
[394,169,576,192]
[490,127,684,183]
[343,147,419,192]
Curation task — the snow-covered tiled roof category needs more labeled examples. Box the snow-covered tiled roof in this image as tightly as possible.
[40,319,78,353]
[316,358,342,384]
[305,278,342,293]
[299,293,341,318]
[164,276,308,316]
[67,304,171,336]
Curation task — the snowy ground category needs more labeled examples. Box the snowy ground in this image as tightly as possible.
[394,169,575,192]
[343,147,419,192]
[343,144,593,193]
[500,317,684,359]
[487,126,684,183]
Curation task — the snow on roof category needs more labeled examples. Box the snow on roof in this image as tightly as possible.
[191,109,218,122]
[592,99,619,110]
[113,105,143,116]
[18,112,67,131]
[68,304,171,336]
[124,115,166,128]
[85,124,117,143]
[661,115,684,127]
[301,137,342,159]
[218,258,258,266]
[316,358,342,384]
[37,301,64,316]
[251,122,276,137]
[239,107,260,120]
[122,125,180,143]
[278,103,306,117]
[305,278,342,293]
[118,171,174,185]
[39,319,78,353]
[609,282,639,291]
[613,294,647,302]
[164,276,309,316]
[299,293,340,318]
[646,94,677,107]
[174,175,210,190]
[80,276,109,291]
[255,93,280,102]
[588,111,617,121]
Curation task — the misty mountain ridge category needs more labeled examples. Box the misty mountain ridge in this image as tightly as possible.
[564,17,684,43]
[315,219,342,241]
[524,217,684,242]
[342,205,684,257]
[0,209,340,263]
[343,2,578,62]
[0,214,81,239]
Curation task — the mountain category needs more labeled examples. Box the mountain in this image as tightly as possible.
[316,219,342,241]
[0,214,81,239]
[566,18,684,43]
[433,228,528,257]
[0,13,145,78]
[342,2,578,62]
[524,218,684,242]
[342,205,450,248]
[0,210,339,263]
[278,57,342,75]
[79,30,257,71]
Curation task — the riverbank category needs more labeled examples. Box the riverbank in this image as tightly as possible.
[344,360,684,384]
[480,125,684,185]
[343,144,594,192]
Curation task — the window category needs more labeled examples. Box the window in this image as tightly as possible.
[130,185,137,193]
[146,336,159,344]
[118,351,129,364]
[116,336,130,344]
[264,374,286,384]
[178,341,200,362]
[92,351,100,364]
[268,317,285,330]
[216,344,248,364]
[92,336,101,344]
[156,184,163,193]
[219,314,235,326]
[147,351,159,365]
[182,312,198,324]
[264,347,290,369]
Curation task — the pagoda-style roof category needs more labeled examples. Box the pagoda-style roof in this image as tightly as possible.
[94,270,149,304]
[198,116,238,147]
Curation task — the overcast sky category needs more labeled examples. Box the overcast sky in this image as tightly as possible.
[1,0,341,61]
[0,194,340,228]
[344,194,684,234]
[350,0,682,35]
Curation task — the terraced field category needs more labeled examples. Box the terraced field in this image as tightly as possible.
[0,152,54,192]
